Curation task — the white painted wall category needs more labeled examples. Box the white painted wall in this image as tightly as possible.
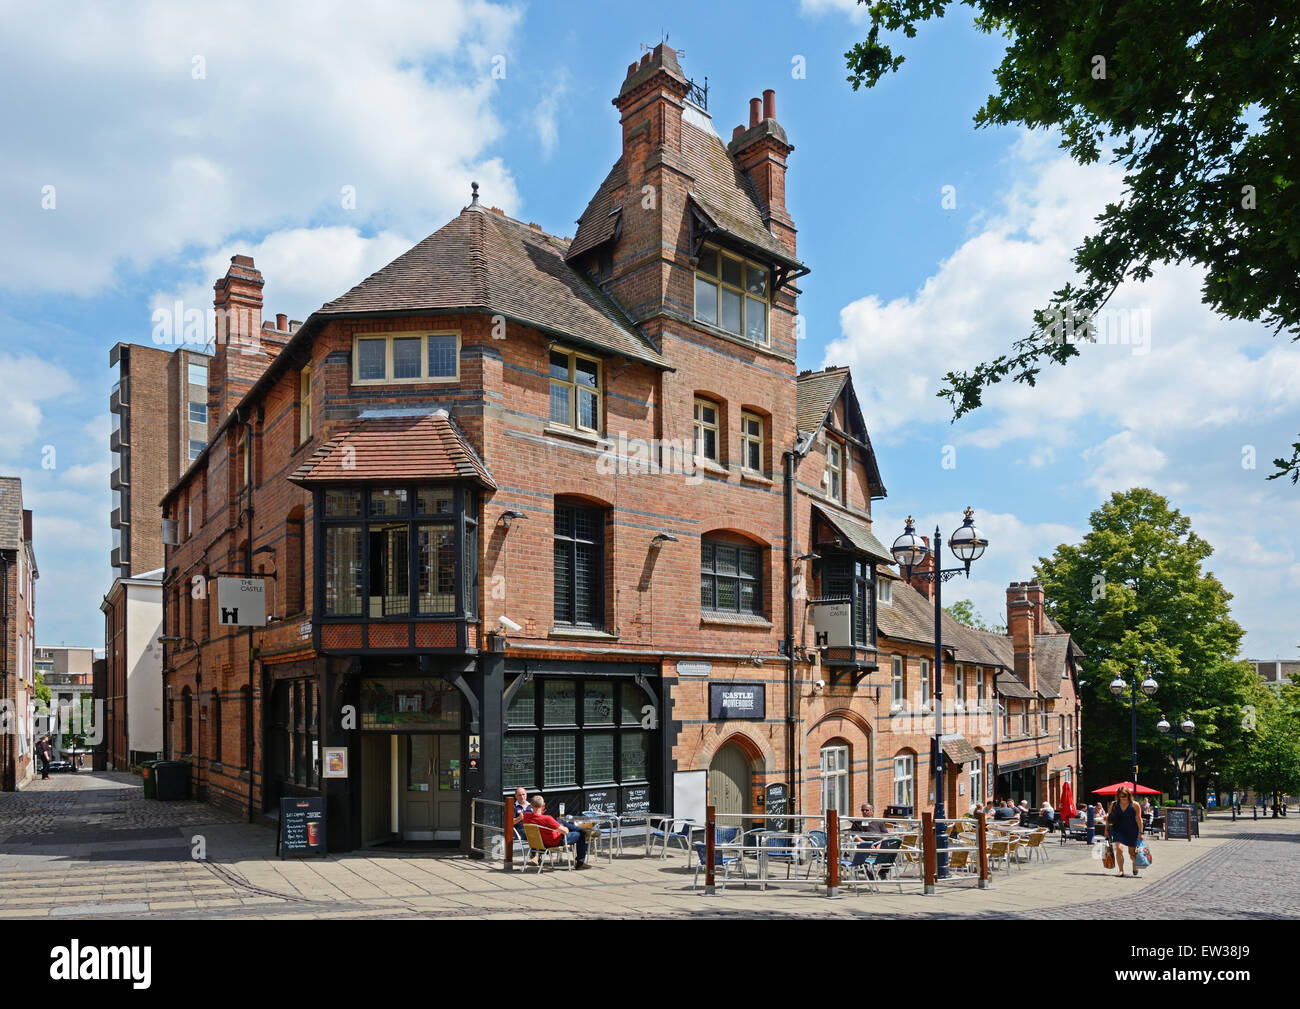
[124,582,163,755]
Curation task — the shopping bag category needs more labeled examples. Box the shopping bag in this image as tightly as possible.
[1102,841,1115,869]
[1135,840,1152,868]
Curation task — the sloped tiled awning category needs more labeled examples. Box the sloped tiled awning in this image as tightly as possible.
[811,504,894,564]
[941,734,978,766]
[290,410,496,489]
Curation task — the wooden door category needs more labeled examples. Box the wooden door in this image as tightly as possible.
[708,743,751,824]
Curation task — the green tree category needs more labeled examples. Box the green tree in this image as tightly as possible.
[944,599,1004,633]
[33,672,50,707]
[1033,488,1254,789]
[1227,692,1300,814]
[844,3,1300,482]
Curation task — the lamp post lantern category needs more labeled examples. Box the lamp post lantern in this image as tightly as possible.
[1157,714,1194,803]
[1109,665,1158,788]
[891,507,988,881]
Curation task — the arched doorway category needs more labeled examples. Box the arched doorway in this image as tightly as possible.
[708,741,752,822]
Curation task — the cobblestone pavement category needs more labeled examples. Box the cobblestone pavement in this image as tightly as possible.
[2,772,1296,919]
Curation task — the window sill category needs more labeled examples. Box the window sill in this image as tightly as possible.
[739,469,772,486]
[693,456,728,477]
[549,626,619,641]
[699,611,772,629]
[689,319,791,361]
[543,424,605,447]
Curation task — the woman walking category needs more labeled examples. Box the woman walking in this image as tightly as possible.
[1105,786,1143,877]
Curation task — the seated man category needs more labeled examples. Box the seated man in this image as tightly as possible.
[850,803,887,835]
[992,800,1019,822]
[523,794,591,869]
[511,786,530,843]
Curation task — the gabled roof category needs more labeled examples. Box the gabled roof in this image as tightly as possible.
[319,204,665,369]
[568,159,626,261]
[797,367,886,498]
[289,411,496,489]
[811,504,893,564]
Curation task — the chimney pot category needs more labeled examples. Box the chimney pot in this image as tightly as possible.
[276,313,287,331]
[749,97,761,127]
[763,89,775,120]
[732,124,745,140]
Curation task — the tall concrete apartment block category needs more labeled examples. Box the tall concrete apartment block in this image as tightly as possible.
[108,342,212,576]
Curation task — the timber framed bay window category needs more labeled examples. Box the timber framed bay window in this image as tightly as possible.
[549,348,602,434]
[821,553,875,646]
[701,536,764,617]
[318,485,479,620]
[692,244,769,344]
[352,331,460,385]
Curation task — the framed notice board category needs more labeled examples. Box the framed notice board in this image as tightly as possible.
[765,782,789,831]
[1164,805,1192,841]
[278,797,327,858]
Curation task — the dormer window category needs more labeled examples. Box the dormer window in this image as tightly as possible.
[693,245,768,344]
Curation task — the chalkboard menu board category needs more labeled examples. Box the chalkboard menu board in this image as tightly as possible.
[765,782,789,831]
[709,682,765,720]
[584,788,618,815]
[622,785,651,824]
[279,797,326,858]
[1164,805,1192,841]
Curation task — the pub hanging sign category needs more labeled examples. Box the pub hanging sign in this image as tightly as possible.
[709,683,766,720]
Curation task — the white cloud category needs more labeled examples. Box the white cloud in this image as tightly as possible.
[0,0,522,296]
[0,355,78,460]
[1080,432,1171,498]
[798,0,870,22]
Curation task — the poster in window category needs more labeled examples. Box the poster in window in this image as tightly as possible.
[322,746,348,778]
[396,690,423,714]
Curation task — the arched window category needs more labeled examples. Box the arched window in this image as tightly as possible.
[893,750,915,808]
[700,534,764,616]
[553,499,605,628]
[820,741,850,815]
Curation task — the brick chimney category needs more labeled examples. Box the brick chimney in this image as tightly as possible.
[903,536,935,601]
[1006,582,1039,695]
[209,256,284,427]
[727,87,795,255]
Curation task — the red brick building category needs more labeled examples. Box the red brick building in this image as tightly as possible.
[157,44,1081,849]
[1,477,38,791]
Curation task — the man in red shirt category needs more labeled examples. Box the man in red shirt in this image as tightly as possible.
[523,795,590,869]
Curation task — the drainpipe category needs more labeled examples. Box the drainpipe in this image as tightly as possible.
[783,437,812,815]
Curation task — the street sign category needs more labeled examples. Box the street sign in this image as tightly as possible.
[216,578,267,627]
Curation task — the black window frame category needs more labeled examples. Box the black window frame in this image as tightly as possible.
[315,483,480,622]
[700,537,764,616]
[821,552,876,647]
[553,502,605,629]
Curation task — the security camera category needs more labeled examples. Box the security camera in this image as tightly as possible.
[815,679,826,690]
[498,615,522,633]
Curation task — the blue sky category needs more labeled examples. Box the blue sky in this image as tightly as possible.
[1,0,1296,660]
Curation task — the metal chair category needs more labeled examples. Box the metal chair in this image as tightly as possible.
[522,822,575,873]
[1022,828,1050,863]
[838,841,876,894]
[802,829,828,878]
[649,817,694,859]
[863,836,904,893]
[692,838,747,891]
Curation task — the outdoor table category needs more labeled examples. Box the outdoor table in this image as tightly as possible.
[578,812,622,863]
[745,829,807,890]
[643,815,704,865]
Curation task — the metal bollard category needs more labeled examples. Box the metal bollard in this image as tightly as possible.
[827,808,841,898]
[922,811,937,895]
[504,805,515,872]
[977,810,990,889]
[704,805,716,895]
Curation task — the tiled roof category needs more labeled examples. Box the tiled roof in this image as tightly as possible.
[317,205,665,369]
[797,367,849,434]
[996,671,1034,699]
[941,734,978,766]
[568,159,625,261]
[1035,634,1069,698]
[0,477,23,551]
[683,119,802,266]
[289,411,496,489]
[811,504,894,564]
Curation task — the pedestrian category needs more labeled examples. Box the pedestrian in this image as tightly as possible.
[36,736,51,779]
[1104,786,1143,877]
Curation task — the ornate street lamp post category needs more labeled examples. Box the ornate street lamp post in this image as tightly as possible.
[1156,714,1194,804]
[891,507,988,879]
[1109,665,1158,787]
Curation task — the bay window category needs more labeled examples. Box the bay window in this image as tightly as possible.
[693,244,769,344]
[822,553,873,645]
[319,484,479,619]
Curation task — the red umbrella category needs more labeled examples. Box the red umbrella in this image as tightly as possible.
[1059,780,1077,820]
[1092,781,1162,796]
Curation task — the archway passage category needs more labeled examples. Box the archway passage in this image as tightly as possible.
[708,741,752,824]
